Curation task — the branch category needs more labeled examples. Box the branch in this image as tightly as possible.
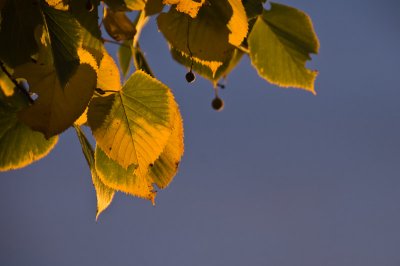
[0,60,34,104]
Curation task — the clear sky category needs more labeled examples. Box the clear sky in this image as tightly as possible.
[1,1,400,265]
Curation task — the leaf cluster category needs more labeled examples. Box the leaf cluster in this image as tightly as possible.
[0,0,319,219]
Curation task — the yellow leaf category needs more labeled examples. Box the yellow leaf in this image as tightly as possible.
[97,49,121,92]
[88,70,176,177]
[149,102,184,189]
[163,0,205,18]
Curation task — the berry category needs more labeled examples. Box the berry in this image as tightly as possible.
[185,71,195,83]
[211,97,224,111]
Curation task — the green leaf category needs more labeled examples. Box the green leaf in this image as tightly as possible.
[248,3,319,93]
[74,125,115,220]
[133,46,154,77]
[0,0,42,67]
[157,0,247,63]
[70,0,105,65]
[87,70,177,178]
[118,40,133,79]
[0,90,58,171]
[103,8,136,41]
[14,49,98,138]
[41,4,82,87]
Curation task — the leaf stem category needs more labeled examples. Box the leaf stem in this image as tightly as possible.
[0,60,34,104]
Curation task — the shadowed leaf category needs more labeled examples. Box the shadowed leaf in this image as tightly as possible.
[248,3,319,93]
[0,90,58,171]
[14,49,97,138]
[103,8,136,41]
[74,125,115,220]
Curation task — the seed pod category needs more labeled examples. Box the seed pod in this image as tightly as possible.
[185,71,195,83]
[211,96,224,111]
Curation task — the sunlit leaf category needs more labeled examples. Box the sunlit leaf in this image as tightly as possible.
[0,90,58,171]
[94,103,184,202]
[0,0,42,67]
[118,40,133,78]
[45,0,69,10]
[14,49,97,138]
[149,102,184,189]
[97,49,121,92]
[88,70,176,178]
[103,0,146,11]
[163,0,205,18]
[103,8,136,41]
[0,64,15,97]
[225,0,248,46]
[157,0,247,63]
[248,3,319,93]
[74,125,115,220]
[95,146,155,202]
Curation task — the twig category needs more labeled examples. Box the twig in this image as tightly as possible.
[0,60,34,104]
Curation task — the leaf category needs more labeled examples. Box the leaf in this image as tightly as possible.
[70,0,105,65]
[242,0,265,19]
[94,102,184,201]
[74,125,115,220]
[248,3,319,93]
[144,0,164,16]
[41,3,82,87]
[95,145,155,202]
[0,64,15,97]
[149,102,184,189]
[225,0,248,46]
[0,90,58,171]
[163,0,205,18]
[97,49,121,92]
[118,40,133,79]
[103,8,136,41]
[133,46,154,77]
[170,47,243,84]
[87,70,176,178]
[0,0,42,67]
[14,49,98,138]
[45,0,69,10]
[157,0,247,63]
[103,0,146,11]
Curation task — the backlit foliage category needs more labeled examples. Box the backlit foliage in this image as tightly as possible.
[0,0,319,219]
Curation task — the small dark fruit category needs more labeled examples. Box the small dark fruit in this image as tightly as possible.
[211,97,224,111]
[185,71,195,83]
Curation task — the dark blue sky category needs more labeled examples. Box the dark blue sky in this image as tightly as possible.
[1,1,400,265]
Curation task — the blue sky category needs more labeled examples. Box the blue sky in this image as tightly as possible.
[1,1,400,265]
